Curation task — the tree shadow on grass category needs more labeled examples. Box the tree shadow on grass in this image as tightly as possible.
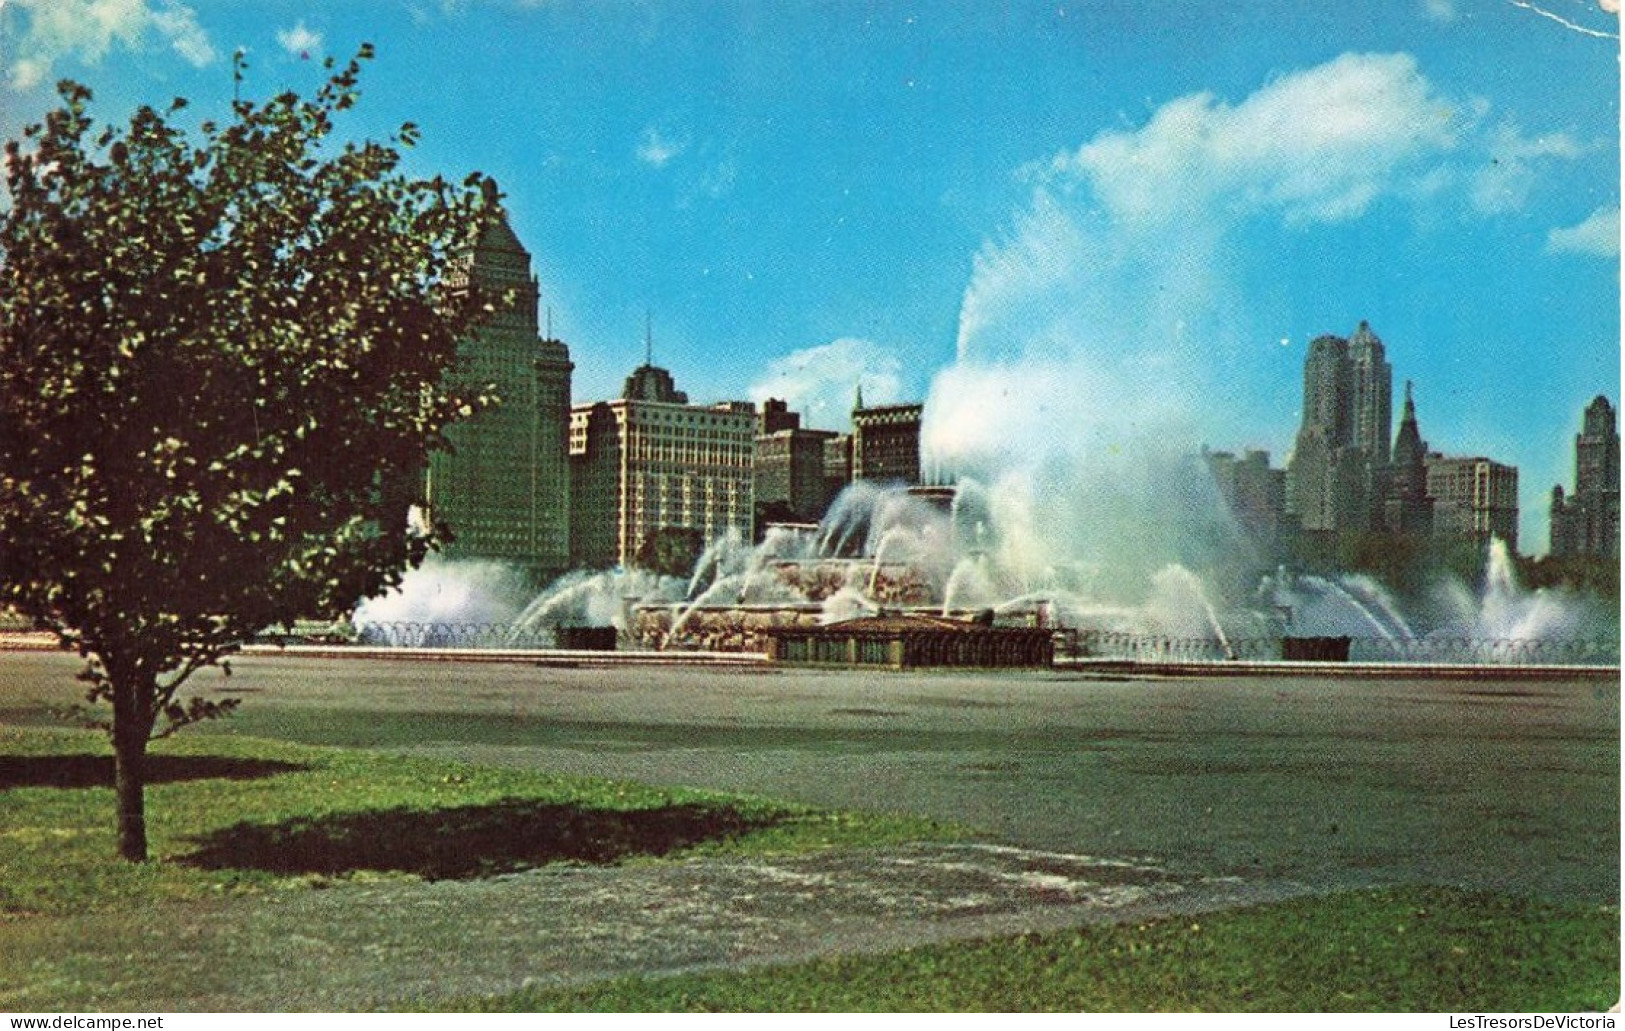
[0,754,307,790]
[180,799,783,880]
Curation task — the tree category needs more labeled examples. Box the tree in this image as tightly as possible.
[633,527,707,579]
[753,499,801,542]
[1517,552,1621,604]
[0,48,500,861]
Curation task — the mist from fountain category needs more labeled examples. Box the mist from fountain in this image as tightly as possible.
[1304,576,1403,645]
[503,567,685,644]
[821,585,881,623]
[667,574,750,644]
[356,482,1611,663]
[1340,574,1419,642]
[941,555,998,615]
[1145,565,1236,658]
[354,554,531,627]
[1428,537,1594,643]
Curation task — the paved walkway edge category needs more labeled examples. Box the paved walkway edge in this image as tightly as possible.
[1,634,1615,679]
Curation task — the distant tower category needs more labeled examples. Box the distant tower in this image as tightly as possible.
[1287,334,1355,533]
[1300,334,1352,447]
[1382,381,1434,535]
[1550,395,1620,559]
[852,401,924,486]
[425,181,573,583]
[1285,323,1393,535]
[1576,396,1620,499]
[1349,321,1392,466]
[622,362,687,403]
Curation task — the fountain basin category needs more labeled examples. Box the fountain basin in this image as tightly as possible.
[762,614,1055,669]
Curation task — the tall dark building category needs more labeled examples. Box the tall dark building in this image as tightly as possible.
[754,399,838,523]
[1550,395,1620,559]
[1349,321,1393,465]
[1287,323,1391,534]
[1382,381,1434,535]
[425,182,573,583]
[852,402,924,485]
[757,398,800,436]
[824,433,853,504]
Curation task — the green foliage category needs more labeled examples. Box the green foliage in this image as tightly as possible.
[634,526,707,579]
[1334,530,1432,597]
[0,52,498,789]
[753,499,803,542]
[1292,530,1501,604]
[1518,553,1620,604]
[453,888,1620,1013]
[0,727,965,918]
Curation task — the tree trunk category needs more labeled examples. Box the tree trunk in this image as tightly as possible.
[111,675,152,862]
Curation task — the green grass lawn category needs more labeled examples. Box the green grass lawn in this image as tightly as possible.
[0,725,963,918]
[443,887,1621,1012]
[2,725,1617,1013]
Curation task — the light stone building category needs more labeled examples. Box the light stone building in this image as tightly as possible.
[569,364,755,570]
[425,182,573,583]
[1425,454,1519,552]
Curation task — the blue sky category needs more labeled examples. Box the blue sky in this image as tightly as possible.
[2,0,1618,557]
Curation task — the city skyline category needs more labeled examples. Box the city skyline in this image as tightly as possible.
[1,0,1617,554]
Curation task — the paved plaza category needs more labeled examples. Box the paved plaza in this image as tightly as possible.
[0,652,1616,1009]
[3,651,1615,899]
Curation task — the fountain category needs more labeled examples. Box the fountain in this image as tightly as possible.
[354,482,1615,666]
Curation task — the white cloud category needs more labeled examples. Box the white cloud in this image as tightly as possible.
[1424,0,1457,21]
[925,50,1597,588]
[1546,206,1621,256]
[953,53,1472,375]
[10,58,50,92]
[1470,122,1588,214]
[1052,53,1463,230]
[636,127,684,168]
[150,3,211,65]
[747,338,903,431]
[275,20,323,60]
[412,0,550,20]
[5,0,215,91]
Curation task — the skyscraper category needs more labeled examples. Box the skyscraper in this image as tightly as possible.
[852,402,924,485]
[425,181,573,583]
[1550,395,1620,559]
[1382,381,1433,535]
[1286,324,1391,535]
[1348,321,1392,466]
